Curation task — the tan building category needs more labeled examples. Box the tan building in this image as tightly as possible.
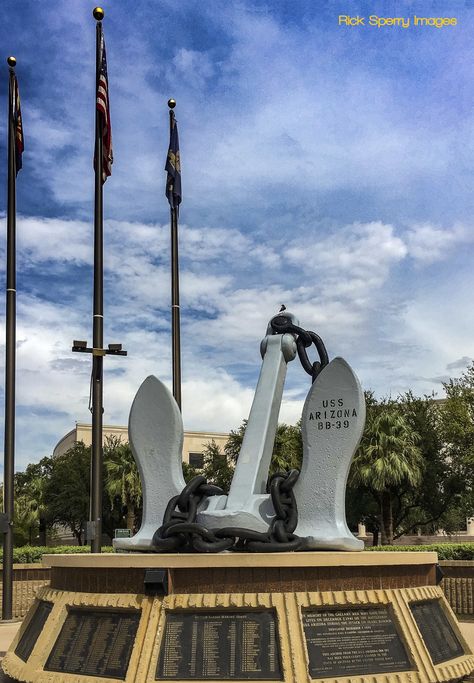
[53,423,229,468]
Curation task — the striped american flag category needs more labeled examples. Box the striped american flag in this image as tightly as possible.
[96,29,113,182]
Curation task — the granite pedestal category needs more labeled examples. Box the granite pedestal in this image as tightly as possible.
[2,551,473,683]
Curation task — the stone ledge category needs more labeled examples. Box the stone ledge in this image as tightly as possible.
[42,550,438,569]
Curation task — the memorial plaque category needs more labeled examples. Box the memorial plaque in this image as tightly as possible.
[15,600,53,662]
[410,600,465,664]
[45,608,141,679]
[303,606,412,678]
[156,610,282,680]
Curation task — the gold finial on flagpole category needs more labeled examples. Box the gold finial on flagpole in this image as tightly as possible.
[7,56,16,68]
[168,99,176,109]
[93,7,104,20]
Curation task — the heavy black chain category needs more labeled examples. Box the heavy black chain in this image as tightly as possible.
[152,470,302,553]
[270,315,329,382]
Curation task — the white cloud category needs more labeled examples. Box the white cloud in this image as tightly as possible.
[288,221,407,273]
[18,216,92,265]
[1,1,474,470]
[172,49,215,89]
[4,213,470,464]
[27,107,73,150]
[405,223,471,264]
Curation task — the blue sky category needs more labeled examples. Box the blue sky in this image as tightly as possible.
[1,0,473,469]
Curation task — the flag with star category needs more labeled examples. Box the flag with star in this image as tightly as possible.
[10,72,24,175]
[165,111,182,208]
[95,27,113,182]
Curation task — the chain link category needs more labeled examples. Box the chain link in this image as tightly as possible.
[270,315,329,382]
[152,470,302,553]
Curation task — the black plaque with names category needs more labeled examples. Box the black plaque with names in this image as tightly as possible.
[15,600,53,662]
[44,608,141,680]
[156,610,282,680]
[410,600,465,664]
[303,606,412,678]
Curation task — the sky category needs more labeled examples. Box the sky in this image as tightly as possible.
[0,0,473,471]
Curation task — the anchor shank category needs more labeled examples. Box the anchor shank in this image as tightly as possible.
[226,333,296,509]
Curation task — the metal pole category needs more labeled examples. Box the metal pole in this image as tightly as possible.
[91,16,104,553]
[3,58,17,620]
[170,202,181,411]
[165,101,182,410]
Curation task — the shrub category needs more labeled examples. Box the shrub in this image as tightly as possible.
[0,545,115,564]
[367,543,474,560]
[3,542,474,564]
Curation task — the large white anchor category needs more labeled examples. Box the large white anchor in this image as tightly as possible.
[114,311,365,552]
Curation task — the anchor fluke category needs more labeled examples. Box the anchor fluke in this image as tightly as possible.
[294,357,365,550]
[113,375,185,551]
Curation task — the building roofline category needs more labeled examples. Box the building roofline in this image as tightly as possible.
[53,423,230,458]
[52,427,77,458]
[74,422,229,437]
[75,422,128,430]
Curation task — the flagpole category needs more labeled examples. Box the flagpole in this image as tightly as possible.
[2,56,18,621]
[91,7,105,553]
[168,99,182,410]
[72,7,124,550]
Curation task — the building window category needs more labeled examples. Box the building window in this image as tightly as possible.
[189,452,204,468]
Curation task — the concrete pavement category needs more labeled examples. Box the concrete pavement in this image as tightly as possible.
[0,621,21,682]
[0,622,20,659]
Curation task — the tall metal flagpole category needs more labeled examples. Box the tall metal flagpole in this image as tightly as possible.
[2,56,19,621]
[72,8,126,552]
[91,7,105,553]
[167,99,182,410]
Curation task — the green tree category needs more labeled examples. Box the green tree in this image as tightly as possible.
[182,461,201,483]
[44,442,90,545]
[104,437,142,531]
[14,493,40,546]
[14,457,53,546]
[201,440,235,491]
[394,392,466,535]
[349,409,423,544]
[437,365,474,521]
[270,421,303,472]
[183,421,303,493]
[224,420,302,477]
[224,422,247,465]
[347,389,474,541]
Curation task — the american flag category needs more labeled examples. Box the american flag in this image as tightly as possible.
[11,74,24,175]
[96,29,113,182]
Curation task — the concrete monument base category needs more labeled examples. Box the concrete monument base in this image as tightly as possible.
[2,552,473,683]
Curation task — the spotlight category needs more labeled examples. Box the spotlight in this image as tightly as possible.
[144,569,168,596]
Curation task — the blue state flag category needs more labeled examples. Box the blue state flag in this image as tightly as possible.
[165,112,182,208]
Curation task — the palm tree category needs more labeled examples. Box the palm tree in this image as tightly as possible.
[224,420,303,477]
[14,493,39,545]
[104,437,142,531]
[13,458,52,546]
[350,409,423,544]
[270,422,303,474]
[201,440,235,491]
